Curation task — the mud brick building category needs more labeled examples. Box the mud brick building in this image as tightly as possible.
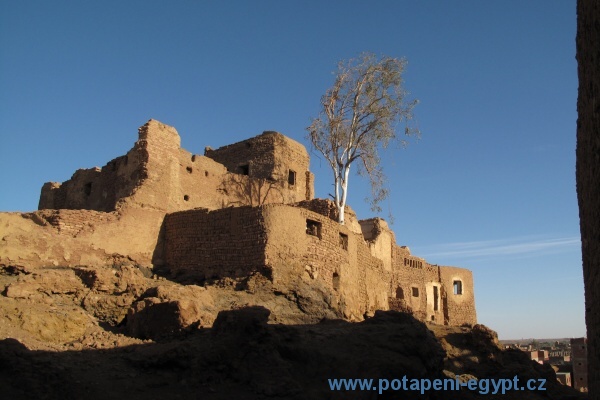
[1,119,476,326]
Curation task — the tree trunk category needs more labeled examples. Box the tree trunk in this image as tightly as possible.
[576,0,599,397]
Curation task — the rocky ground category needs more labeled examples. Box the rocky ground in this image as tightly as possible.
[0,264,586,399]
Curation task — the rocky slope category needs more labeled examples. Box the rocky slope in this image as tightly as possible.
[0,264,585,399]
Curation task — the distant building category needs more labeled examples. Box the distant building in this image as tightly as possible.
[571,338,588,392]
[529,350,549,363]
[556,372,572,387]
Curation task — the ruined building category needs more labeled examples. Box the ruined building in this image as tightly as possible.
[0,119,476,325]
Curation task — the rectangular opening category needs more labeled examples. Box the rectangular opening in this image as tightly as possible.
[411,287,419,297]
[332,272,340,290]
[433,286,439,311]
[238,164,249,175]
[288,169,296,185]
[339,233,348,250]
[453,280,463,295]
[306,219,322,239]
[84,182,92,196]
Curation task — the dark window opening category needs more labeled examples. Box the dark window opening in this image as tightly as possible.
[205,171,209,177]
[238,164,249,175]
[453,280,463,295]
[339,233,348,250]
[306,219,322,238]
[184,195,189,201]
[332,272,340,290]
[288,170,296,185]
[434,286,439,311]
[395,287,404,299]
[431,315,435,321]
[84,182,92,196]
[191,155,196,162]
[412,287,419,297]
[186,166,193,174]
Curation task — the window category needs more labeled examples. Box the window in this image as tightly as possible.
[306,219,322,238]
[186,166,193,174]
[453,280,463,295]
[84,182,92,196]
[433,286,439,311]
[238,164,249,175]
[288,170,296,185]
[339,233,348,250]
[184,195,189,201]
[412,287,419,297]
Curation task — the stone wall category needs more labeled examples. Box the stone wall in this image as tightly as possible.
[576,0,599,397]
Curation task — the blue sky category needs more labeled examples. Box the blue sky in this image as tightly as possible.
[0,1,582,339]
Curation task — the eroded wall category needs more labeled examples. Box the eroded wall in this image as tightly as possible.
[0,207,164,268]
[162,199,476,326]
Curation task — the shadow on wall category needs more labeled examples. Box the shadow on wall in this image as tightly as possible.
[217,174,285,207]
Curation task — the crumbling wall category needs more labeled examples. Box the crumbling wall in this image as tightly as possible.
[0,207,164,268]
[576,0,599,397]
[39,121,311,214]
[164,207,267,281]
[360,218,395,272]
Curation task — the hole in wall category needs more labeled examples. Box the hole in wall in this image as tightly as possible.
[339,233,348,250]
[205,171,209,177]
[84,182,92,196]
[306,219,322,238]
[238,164,249,175]
[411,287,419,297]
[288,169,296,185]
[186,167,193,174]
[395,287,404,299]
[184,195,189,201]
[191,155,196,162]
[332,272,340,290]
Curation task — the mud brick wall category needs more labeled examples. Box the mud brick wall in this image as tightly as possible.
[28,209,118,236]
[205,131,313,204]
[164,206,267,281]
[576,0,599,396]
[262,203,389,320]
[40,121,313,214]
[439,265,477,326]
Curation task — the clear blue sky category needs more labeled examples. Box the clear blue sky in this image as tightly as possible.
[0,1,582,340]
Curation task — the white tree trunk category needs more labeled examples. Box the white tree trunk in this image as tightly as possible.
[338,165,350,225]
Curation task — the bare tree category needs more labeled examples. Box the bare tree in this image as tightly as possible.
[306,53,419,224]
